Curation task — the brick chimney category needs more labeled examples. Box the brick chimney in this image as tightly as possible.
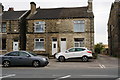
[87,0,93,12]
[115,0,120,2]
[8,7,14,11]
[0,3,3,13]
[30,2,36,14]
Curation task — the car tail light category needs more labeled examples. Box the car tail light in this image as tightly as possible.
[87,51,92,53]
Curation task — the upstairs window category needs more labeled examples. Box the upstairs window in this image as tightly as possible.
[0,23,6,33]
[74,20,85,32]
[34,21,45,33]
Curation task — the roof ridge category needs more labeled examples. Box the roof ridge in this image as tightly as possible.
[39,6,87,10]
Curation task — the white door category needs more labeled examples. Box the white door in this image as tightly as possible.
[60,38,66,52]
[52,38,58,55]
[13,42,19,51]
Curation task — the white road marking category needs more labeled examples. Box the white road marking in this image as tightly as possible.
[80,75,114,77]
[54,75,71,80]
[99,64,106,68]
[0,74,16,79]
[102,65,106,68]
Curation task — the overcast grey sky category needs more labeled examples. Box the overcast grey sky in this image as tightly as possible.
[0,0,115,44]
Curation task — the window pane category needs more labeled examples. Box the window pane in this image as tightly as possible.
[75,43,79,47]
[9,52,19,56]
[35,42,44,49]
[74,20,85,32]
[34,21,45,32]
[2,23,6,32]
[74,38,84,47]
[19,52,29,57]
[69,48,75,52]
[2,39,6,50]
[35,39,39,42]
[40,39,44,41]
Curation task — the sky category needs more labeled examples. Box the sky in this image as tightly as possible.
[0,0,115,44]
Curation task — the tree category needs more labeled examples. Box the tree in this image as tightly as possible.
[94,43,105,54]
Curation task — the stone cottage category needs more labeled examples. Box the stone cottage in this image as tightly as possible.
[26,0,94,56]
[0,5,30,54]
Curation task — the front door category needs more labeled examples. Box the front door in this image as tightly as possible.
[13,42,19,51]
[52,38,58,55]
[60,38,66,52]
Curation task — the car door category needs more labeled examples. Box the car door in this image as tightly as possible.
[75,48,86,58]
[18,51,32,66]
[4,51,20,65]
[65,48,75,59]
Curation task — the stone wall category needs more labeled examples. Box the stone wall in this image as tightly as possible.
[26,18,94,55]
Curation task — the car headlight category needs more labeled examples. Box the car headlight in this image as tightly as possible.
[42,58,47,61]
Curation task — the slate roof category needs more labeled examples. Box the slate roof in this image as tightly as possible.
[28,7,94,20]
[2,11,27,20]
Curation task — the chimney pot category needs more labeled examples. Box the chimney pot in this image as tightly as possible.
[8,7,14,11]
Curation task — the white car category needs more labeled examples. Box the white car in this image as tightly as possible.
[55,47,93,62]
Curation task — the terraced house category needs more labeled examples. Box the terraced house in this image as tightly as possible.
[26,0,94,56]
[0,4,30,54]
[0,0,94,56]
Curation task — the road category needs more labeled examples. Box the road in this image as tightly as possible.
[1,54,119,80]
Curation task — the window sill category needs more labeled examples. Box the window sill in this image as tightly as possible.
[33,49,45,51]
[0,50,7,51]
[34,32,45,33]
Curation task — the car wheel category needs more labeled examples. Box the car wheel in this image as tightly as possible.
[82,56,88,62]
[58,56,65,62]
[32,61,40,67]
[3,61,10,67]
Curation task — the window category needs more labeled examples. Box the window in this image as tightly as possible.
[74,20,85,32]
[6,52,19,56]
[68,48,75,52]
[34,21,45,33]
[75,48,85,52]
[74,38,84,47]
[34,38,45,50]
[19,52,30,57]
[0,23,6,33]
[0,39,6,50]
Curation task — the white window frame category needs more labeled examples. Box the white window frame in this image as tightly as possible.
[34,38,45,51]
[73,20,85,32]
[74,41,84,47]
[34,21,45,33]
[0,23,6,33]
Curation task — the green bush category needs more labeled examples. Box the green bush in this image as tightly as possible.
[92,53,98,59]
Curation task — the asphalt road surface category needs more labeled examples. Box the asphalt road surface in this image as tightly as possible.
[1,54,119,80]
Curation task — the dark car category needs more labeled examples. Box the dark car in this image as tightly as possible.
[0,51,49,67]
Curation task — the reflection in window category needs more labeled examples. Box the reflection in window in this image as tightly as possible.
[74,20,85,32]
[34,21,45,33]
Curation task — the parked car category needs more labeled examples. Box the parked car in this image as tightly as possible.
[0,51,49,67]
[55,47,93,62]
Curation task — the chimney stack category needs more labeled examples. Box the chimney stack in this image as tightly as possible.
[87,0,93,12]
[8,7,14,11]
[30,2,36,14]
[115,0,120,2]
[0,3,3,13]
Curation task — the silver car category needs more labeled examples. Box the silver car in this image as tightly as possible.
[0,51,49,67]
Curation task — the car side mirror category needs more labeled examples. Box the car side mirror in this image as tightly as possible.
[26,55,31,57]
[65,51,69,53]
